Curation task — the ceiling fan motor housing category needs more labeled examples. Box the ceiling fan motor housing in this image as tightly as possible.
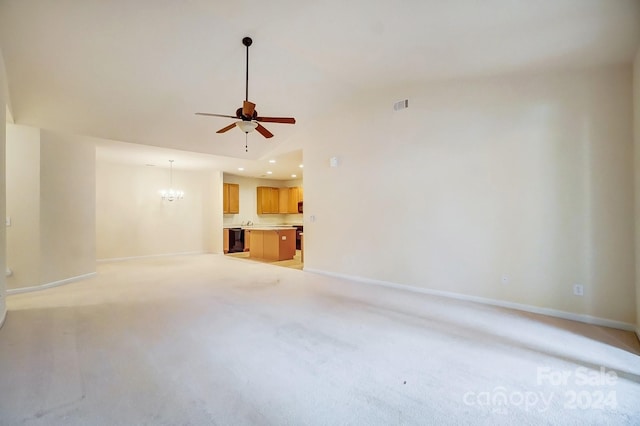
[236,107,257,121]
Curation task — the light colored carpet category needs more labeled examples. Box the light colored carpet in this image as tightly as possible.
[0,254,639,425]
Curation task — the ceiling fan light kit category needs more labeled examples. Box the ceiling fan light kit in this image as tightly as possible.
[237,121,258,133]
[195,36,296,146]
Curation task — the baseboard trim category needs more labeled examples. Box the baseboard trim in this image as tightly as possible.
[304,268,636,332]
[7,272,97,295]
[97,251,205,263]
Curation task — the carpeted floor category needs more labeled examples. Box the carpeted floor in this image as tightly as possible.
[0,254,639,425]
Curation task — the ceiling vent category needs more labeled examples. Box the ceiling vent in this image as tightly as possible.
[393,99,408,111]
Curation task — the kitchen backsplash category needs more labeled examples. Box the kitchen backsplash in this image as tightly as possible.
[223,213,303,226]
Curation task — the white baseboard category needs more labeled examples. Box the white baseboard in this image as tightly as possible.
[304,268,636,332]
[6,272,97,295]
[97,251,205,263]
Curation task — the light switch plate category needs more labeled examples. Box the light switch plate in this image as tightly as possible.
[573,284,584,296]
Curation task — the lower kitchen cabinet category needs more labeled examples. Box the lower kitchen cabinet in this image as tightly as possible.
[244,230,251,251]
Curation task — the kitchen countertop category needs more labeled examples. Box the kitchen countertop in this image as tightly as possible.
[244,227,296,231]
[223,224,300,229]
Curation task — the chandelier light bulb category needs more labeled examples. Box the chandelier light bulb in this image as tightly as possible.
[160,160,184,201]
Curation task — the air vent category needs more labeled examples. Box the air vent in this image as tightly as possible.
[393,99,408,111]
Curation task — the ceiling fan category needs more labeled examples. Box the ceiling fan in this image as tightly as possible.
[195,37,296,139]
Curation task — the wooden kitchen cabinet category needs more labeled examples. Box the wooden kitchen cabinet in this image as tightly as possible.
[250,229,264,258]
[287,186,303,213]
[223,228,229,254]
[257,186,280,214]
[279,187,289,213]
[223,183,239,214]
[270,187,279,212]
[244,230,251,252]
[256,187,268,214]
[258,186,303,214]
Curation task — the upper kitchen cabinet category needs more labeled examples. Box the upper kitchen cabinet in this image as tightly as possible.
[257,186,280,214]
[287,187,303,213]
[279,187,289,214]
[258,186,304,214]
[223,183,240,214]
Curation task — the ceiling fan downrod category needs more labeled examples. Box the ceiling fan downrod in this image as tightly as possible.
[243,37,252,103]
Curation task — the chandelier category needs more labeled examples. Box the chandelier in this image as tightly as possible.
[160,160,184,201]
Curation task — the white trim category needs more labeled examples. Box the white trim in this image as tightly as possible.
[97,251,205,263]
[305,268,636,332]
[7,272,96,295]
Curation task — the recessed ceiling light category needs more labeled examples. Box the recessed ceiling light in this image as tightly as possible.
[299,164,304,168]
[266,171,273,175]
[291,174,297,178]
[269,159,276,164]
[238,167,244,171]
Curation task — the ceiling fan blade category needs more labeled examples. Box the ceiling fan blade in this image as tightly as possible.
[255,123,274,138]
[196,112,237,119]
[216,122,238,134]
[255,116,296,124]
[243,101,256,117]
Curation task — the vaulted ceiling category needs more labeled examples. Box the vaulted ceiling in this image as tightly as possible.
[1,1,639,172]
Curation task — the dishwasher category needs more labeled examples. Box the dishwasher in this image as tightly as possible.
[228,228,244,253]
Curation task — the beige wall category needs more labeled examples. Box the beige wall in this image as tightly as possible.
[634,47,640,337]
[96,160,220,259]
[4,127,96,290]
[5,124,40,289]
[222,174,303,226]
[39,131,96,284]
[0,49,7,324]
[304,64,636,325]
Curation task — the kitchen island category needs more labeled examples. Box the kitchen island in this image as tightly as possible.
[247,227,296,261]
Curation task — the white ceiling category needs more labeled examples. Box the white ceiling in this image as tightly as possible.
[1,1,639,177]
[95,139,303,180]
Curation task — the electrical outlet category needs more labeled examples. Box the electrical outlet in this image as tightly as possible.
[501,275,509,285]
[5,217,11,227]
[573,284,584,296]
